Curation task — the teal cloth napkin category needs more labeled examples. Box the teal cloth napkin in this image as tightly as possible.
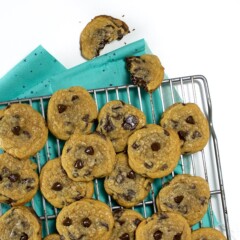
[0,39,218,236]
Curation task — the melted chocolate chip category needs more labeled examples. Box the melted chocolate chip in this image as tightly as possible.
[119,233,130,240]
[100,222,109,231]
[122,115,139,130]
[12,126,21,136]
[178,131,188,141]
[131,76,147,90]
[164,129,170,136]
[74,159,84,169]
[72,95,79,101]
[153,230,163,240]
[63,217,72,226]
[103,115,115,132]
[20,233,29,240]
[186,116,195,124]
[151,142,161,151]
[51,182,63,191]
[144,162,153,169]
[117,30,124,40]
[22,130,31,138]
[160,164,168,170]
[127,170,136,179]
[8,173,20,182]
[82,114,89,122]
[116,220,125,226]
[173,232,182,240]
[58,104,67,113]
[85,146,94,155]
[0,175,2,181]
[132,142,140,149]
[113,208,123,219]
[74,194,83,201]
[174,195,184,204]
[199,196,207,205]
[82,218,92,227]
[133,218,141,226]
[192,131,202,139]
[122,189,136,201]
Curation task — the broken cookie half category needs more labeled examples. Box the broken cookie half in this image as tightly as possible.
[80,15,129,60]
[126,54,165,93]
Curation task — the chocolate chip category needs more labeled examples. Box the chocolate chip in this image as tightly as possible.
[0,175,2,181]
[74,194,83,201]
[199,196,207,205]
[66,147,72,153]
[122,189,136,201]
[131,76,147,90]
[171,119,179,128]
[160,164,168,170]
[21,178,34,184]
[63,217,72,226]
[133,218,141,226]
[112,105,123,111]
[22,130,31,138]
[174,195,184,204]
[82,114,89,122]
[151,142,161,151]
[74,159,84,169]
[51,182,63,191]
[122,115,139,130]
[72,95,79,101]
[11,126,21,136]
[144,161,153,169]
[153,230,163,240]
[192,131,202,139]
[158,212,169,220]
[178,131,188,141]
[127,170,136,179]
[113,208,124,219]
[186,116,195,124]
[116,220,125,226]
[164,130,170,136]
[85,146,94,155]
[178,205,188,214]
[103,115,115,132]
[132,142,140,149]
[8,173,20,182]
[119,233,130,240]
[0,116,3,121]
[117,30,124,40]
[20,233,28,240]
[173,232,182,240]
[100,222,109,231]
[82,218,92,227]
[58,104,67,113]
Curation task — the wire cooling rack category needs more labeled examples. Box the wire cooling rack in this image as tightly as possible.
[0,75,231,239]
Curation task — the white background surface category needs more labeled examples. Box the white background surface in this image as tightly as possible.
[0,0,239,239]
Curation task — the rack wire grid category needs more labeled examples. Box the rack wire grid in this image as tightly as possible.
[0,75,231,239]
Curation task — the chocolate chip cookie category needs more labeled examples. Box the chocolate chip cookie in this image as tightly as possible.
[104,153,152,208]
[0,103,48,159]
[191,228,227,240]
[0,153,38,206]
[40,158,94,208]
[44,234,61,240]
[127,124,181,179]
[160,102,210,154]
[97,100,146,153]
[126,54,165,93]
[61,131,116,181]
[56,199,114,240]
[80,15,129,59]
[135,211,191,240]
[0,206,42,239]
[156,174,210,226]
[47,86,98,140]
[110,209,143,240]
